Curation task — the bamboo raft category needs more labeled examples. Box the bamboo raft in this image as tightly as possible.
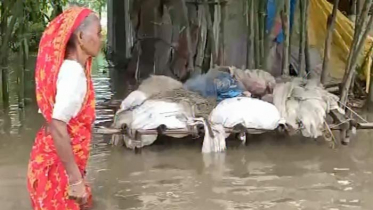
[95,99,373,151]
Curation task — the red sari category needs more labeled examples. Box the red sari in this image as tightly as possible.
[27,7,96,210]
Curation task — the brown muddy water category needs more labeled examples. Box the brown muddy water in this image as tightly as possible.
[1,58,373,210]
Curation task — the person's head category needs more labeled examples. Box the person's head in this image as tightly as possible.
[66,13,102,59]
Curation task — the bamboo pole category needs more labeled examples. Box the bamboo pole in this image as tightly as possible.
[202,31,212,71]
[343,0,372,82]
[341,9,373,104]
[203,0,217,65]
[95,126,275,136]
[18,1,26,108]
[181,0,195,72]
[367,59,373,108]
[304,0,311,75]
[281,0,290,75]
[259,0,267,66]
[195,5,207,73]
[320,0,340,84]
[288,0,297,73]
[124,0,133,59]
[248,0,255,69]
[298,0,306,77]
[245,0,255,69]
[210,0,222,66]
[254,1,260,68]
[220,1,226,65]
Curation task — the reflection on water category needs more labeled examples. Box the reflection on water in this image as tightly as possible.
[2,56,373,209]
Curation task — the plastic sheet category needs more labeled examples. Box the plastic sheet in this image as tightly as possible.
[308,0,373,88]
[184,70,244,102]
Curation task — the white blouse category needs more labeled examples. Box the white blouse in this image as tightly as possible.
[38,60,87,123]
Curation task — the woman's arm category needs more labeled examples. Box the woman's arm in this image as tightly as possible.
[51,60,87,183]
[50,119,82,183]
[50,118,88,205]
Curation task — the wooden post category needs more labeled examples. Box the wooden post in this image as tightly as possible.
[321,0,340,84]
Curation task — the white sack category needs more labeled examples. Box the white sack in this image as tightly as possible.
[209,97,284,132]
[130,100,191,130]
[119,90,147,110]
[113,100,193,148]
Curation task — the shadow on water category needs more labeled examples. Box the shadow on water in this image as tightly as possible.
[2,54,373,209]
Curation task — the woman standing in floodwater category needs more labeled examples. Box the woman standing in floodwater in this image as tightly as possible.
[27,7,101,209]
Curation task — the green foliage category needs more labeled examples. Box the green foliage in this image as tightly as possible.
[0,0,106,65]
[69,0,106,15]
[0,0,68,65]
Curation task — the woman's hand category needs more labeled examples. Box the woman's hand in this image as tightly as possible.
[68,179,88,205]
[49,119,88,205]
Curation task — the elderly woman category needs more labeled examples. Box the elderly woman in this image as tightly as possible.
[27,7,101,209]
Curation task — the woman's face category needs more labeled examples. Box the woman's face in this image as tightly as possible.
[79,16,102,57]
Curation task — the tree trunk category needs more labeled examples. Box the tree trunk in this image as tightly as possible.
[321,0,340,84]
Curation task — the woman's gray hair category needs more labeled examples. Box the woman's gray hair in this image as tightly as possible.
[66,13,99,52]
[75,13,99,33]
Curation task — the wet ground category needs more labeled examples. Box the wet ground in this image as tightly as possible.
[1,57,373,210]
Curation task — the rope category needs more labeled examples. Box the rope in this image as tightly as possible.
[338,100,369,123]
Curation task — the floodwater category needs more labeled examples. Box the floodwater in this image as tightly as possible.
[1,57,373,210]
